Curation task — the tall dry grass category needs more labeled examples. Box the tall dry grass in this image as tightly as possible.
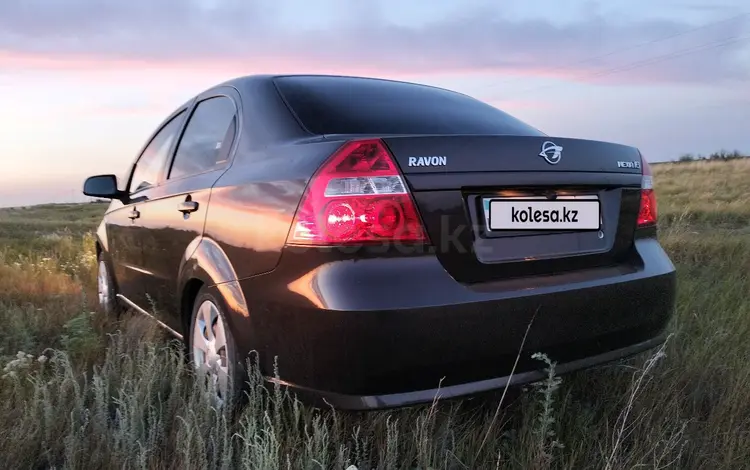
[1,161,749,469]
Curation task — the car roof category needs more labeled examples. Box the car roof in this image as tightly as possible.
[217,73,466,97]
[160,74,534,153]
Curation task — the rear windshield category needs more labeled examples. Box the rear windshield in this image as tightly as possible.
[273,76,545,137]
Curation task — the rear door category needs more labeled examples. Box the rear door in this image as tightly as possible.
[108,110,187,306]
[136,90,239,331]
[383,135,643,283]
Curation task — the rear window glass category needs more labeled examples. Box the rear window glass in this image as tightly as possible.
[274,76,545,136]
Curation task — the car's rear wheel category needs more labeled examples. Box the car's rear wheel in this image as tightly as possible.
[97,258,119,316]
[189,288,241,407]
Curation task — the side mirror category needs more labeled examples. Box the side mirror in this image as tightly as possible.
[83,174,124,200]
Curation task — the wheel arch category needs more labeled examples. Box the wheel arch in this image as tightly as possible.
[180,278,205,335]
[95,219,109,254]
[177,237,250,340]
[94,223,121,295]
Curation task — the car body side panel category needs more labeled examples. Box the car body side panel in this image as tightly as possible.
[178,237,253,347]
[95,217,120,296]
[103,199,147,304]
[95,215,110,254]
[203,140,344,280]
[136,171,224,330]
[100,103,193,309]
[179,237,239,287]
[197,75,345,280]
[231,76,314,148]
[117,85,242,328]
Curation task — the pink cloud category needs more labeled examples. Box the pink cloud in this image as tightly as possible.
[0,49,587,82]
[0,2,747,86]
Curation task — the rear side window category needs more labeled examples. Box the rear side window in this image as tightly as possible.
[130,111,185,194]
[274,76,544,136]
[168,96,237,180]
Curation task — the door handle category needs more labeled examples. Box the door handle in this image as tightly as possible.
[128,208,140,220]
[178,200,199,214]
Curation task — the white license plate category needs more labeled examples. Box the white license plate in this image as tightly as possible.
[487,198,600,230]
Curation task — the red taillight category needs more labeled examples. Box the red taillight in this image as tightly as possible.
[638,158,657,227]
[288,139,429,245]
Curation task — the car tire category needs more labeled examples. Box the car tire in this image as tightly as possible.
[97,257,121,317]
[188,287,243,407]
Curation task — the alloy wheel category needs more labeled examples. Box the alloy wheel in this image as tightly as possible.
[192,299,230,405]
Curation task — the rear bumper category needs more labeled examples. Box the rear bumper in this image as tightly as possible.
[269,334,667,410]
[233,238,676,409]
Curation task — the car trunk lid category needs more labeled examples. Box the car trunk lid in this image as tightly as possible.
[382,135,644,283]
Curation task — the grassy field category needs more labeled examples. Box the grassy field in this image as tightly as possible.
[1,159,749,469]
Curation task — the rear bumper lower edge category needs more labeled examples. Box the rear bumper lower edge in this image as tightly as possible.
[266,332,667,411]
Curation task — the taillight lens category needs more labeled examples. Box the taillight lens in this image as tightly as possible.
[288,139,429,245]
[638,158,657,227]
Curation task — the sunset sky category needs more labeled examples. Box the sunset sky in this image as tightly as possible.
[1,0,748,207]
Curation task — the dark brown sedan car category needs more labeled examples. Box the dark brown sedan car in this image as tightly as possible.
[83,74,676,410]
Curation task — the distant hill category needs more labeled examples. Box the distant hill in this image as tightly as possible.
[0,202,109,240]
[667,149,748,164]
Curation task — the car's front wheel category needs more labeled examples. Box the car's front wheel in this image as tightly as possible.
[189,288,241,407]
[97,258,119,316]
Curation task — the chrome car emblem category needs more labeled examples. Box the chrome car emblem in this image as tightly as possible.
[408,156,447,167]
[539,141,563,165]
[617,160,641,169]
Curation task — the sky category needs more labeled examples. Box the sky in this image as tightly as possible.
[0,0,748,207]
